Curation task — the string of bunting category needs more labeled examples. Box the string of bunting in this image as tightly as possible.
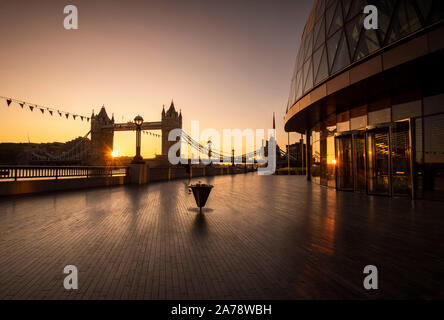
[142,130,161,138]
[1,96,90,122]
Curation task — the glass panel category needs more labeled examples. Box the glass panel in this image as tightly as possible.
[423,114,444,200]
[415,0,433,24]
[353,133,366,192]
[341,0,352,19]
[311,125,321,184]
[336,135,354,190]
[376,0,397,45]
[327,136,336,187]
[320,136,328,186]
[326,0,336,9]
[347,0,366,20]
[414,118,424,198]
[297,48,304,69]
[314,47,329,85]
[312,46,324,80]
[313,18,325,50]
[392,100,422,121]
[386,0,422,45]
[326,30,342,72]
[368,108,391,125]
[367,128,391,195]
[288,78,296,108]
[337,110,350,132]
[304,60,313,93]
[354,29,380,61]
[296,70,303,99]
[315,0,326,21]
[304,31,313,62]
[328,1,343,37]
[331,31,351,74]
[423,94,444,116]
[391,121,411,196]
[345,14,364,61]
[312,140,321,184]
[325,1,337,33]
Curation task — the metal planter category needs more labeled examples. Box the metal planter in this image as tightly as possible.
[189,182,213,213]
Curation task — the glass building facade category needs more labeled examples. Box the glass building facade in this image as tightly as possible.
[284,0,444,200]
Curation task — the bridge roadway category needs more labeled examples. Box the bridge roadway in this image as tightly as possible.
[0,173,443,299]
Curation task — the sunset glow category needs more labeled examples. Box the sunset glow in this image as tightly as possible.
[0,0,311,157]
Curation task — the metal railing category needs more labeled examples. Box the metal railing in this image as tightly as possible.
[0,165,128,182]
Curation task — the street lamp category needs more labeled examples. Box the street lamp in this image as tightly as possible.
[132,115,144,163]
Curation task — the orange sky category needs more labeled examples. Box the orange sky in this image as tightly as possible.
[0,0,312,158]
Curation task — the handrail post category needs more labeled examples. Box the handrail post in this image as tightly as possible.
[14,168,17,181]
[55,168,58,180]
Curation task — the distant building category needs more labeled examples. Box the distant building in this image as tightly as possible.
[161,101,182,156]
[0,136,90,165]
[90,106,114,164]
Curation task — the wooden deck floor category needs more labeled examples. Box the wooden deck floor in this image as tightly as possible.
[0,173,443,299]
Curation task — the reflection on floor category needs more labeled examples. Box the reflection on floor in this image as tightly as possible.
[0,173,443,299]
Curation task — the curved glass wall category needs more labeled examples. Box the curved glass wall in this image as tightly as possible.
[308,92,444,201]
[287,0,444,111]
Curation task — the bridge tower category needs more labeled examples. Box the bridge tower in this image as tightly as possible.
[90,106,114,164]
[161,101,182,157]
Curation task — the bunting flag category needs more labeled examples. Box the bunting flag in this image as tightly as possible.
[1,96,89,122]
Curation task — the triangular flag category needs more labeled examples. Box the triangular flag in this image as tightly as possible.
[58,111,62,117]
[6,98,12,106]
[65,113,69,119]
[29,105,34,111]
[73,115,77,120]
[49,110,53,116]
[80,116,84,121]
[40,108,45,114]
[87,118,90,122]
[19,103,24,108]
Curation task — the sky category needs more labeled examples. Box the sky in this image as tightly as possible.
[0,0,313,158]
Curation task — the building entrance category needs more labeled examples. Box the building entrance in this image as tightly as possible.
[335,121,411,197]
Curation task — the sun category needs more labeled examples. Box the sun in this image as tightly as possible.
[111,150,119,158]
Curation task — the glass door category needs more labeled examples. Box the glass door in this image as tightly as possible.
[335,135,354,190]
[366,127,391,195]
[391,120,411,196]
[353,133,366,192]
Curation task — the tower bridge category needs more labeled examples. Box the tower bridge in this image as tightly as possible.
[20,99,281,167]
[90,101,182,164]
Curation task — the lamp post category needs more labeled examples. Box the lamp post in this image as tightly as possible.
[132,115,144,163]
